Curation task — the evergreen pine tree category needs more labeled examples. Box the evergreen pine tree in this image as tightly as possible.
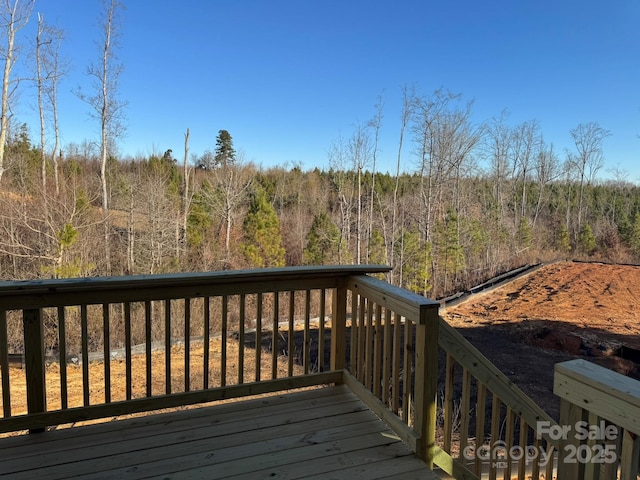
[578,223,597,255]
[629,212,640,258]
[557,225,572,254]
[242,187,286,268]
[303,212,341,265]
[214,130,236,167]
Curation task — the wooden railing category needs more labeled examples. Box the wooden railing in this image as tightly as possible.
[0,266,444,467]
[2,267,639,479]
[435,319,561,480]
[0,266,387,433]
[341,274,440,465]
[555,359,640,480]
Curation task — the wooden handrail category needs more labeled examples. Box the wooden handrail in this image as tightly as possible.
[0,265,391,310]
[555,359,640,480]
[436,317,560,479]
[1,266,579,480]
[1,266,391,434]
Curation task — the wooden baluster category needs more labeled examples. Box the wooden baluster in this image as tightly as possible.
[318,289,326,372]
[601,425,621,480]
[357,296,366,383]
[364,300,373,390]
[145,301,152,397]
[58,306,68,410]
[391,312,401,415]
[287,291,293,377]
[0,309,9,417]
[531,430,541,480]
[239,294,246,384]
[545,444,556,480]
[620,428,640,480]
[221,295,228,387]
[304,290,310,375]
[443,354,455,453]
[382,307,392,406]
[349,292,358,376]
[203,297,210,389]
[164,299,171,394]
[23,308,46,432]
[504,406,515,480]
[184,298,191,392]
[489,394,501,480]
[517,420,528,480]
[459,368,471,462]
[402,318,412,425]
[272,292,279,379]
[255,293,262,382]
[124,302,132,400]
[584,411,601,480]
[475,383,487,476]
[557,398,586,480]
[103,304,111,403]
[80,305,89,406]
[373,304,382,398]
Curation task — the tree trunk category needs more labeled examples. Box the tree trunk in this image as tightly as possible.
[181,128,190,258]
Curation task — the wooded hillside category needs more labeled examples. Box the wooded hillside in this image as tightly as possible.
[0,1,638,300]
[2,118,639,300]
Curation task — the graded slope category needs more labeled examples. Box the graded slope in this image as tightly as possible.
[442,261,640,417]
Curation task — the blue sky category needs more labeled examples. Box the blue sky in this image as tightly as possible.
[17,0,640,181]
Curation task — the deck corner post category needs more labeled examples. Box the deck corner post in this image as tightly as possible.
[413,303,440,467]
[23,307,47,433]
[330,277,347,374]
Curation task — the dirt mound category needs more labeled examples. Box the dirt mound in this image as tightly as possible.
[442,261,640,418]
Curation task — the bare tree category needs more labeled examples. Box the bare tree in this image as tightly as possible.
[205,157,254,268]
[349,123,371,264]
[35,13,65,195]
[484,111,511,221]
[390,85,413,284]
[366,93,383,263]
[570,122,610,230]
[511,120,540,222]
[327,135,354,264]
[0,0,33,185]
[181,128,191,259]
[77,0,126,274]
[413,88,458,244]
[532,139,560,227]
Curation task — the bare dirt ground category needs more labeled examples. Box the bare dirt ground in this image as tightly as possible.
[442,261,640,419]
[1,332,309,437]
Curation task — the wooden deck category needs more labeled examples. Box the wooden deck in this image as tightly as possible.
[0,384,447,479]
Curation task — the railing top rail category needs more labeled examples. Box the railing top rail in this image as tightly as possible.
[0,265,391,310]
[555,359,640,434]
[345,275,439,324]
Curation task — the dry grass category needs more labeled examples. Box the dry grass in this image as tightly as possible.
[1,335,308,436]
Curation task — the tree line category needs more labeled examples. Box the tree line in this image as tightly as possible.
[2,117,640,299]
[1,1,639,300]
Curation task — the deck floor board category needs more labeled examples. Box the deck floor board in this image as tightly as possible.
[0,385,445,479]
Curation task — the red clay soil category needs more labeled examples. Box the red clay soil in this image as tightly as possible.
[441,261,640,419]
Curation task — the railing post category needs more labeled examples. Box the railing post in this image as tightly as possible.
[23,308,47,433]
[413,303,439,468]
[330,277,347,373]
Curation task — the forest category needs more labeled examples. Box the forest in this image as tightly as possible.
[2,110,640,301]
[0,1,639,300]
